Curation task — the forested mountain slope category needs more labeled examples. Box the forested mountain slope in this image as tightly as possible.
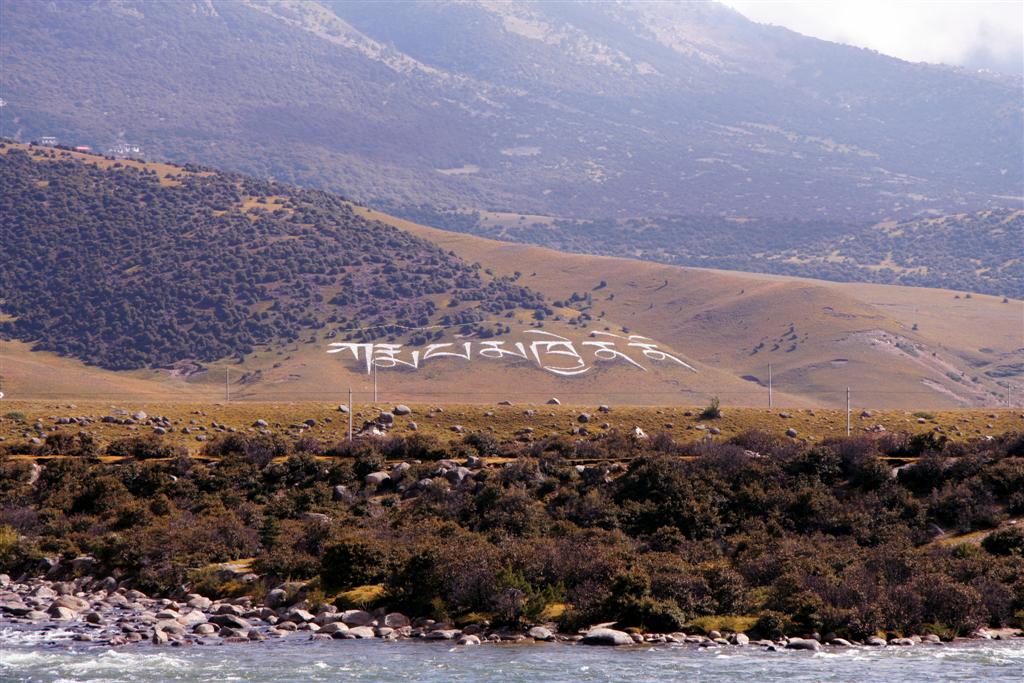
[0,143,544,370]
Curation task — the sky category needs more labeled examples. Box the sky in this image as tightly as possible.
[721,0,1024,75]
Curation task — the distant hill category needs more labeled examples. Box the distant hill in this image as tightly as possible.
[0,143,545,370]
[1,0,1019,224]
[1,144,1019,408]
[414,208,1024,299]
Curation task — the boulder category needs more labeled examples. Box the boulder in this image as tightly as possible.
[132,411,148,421]
[299,512,331,524]
[337,405,349,413]
[186,595,213,610]
[581,628,633,646]
[348,626,376,639]
[0,599,31,616]
[547,398,561,405]
[393,405,412,416]
[830,638,854,647]
[215,603,246,616]
[151,629,169,645]
[444,467,472,484]
[457,634,481,645]
[69,555,96,575]
[378,412,395,425]
[384,612,410,628]
[193,623,218,635]
[33,585,58,600]
[52,595,90,612]
[786,428,798,438]
[264,588,289,608]
[340,609,374,626]
[528,626,554,641]
[890,637,915,646]
[785,638,822,651]
[210,614,250,630]
[577,413,591,423]
[285,609,315,623]
[426,629,461,640]
[320,622,349,636]
[364,471,391,487]
[730,633,750,646]
[865,636,887,647]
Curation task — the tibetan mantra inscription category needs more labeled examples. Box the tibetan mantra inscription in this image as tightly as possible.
[327,330,695,377]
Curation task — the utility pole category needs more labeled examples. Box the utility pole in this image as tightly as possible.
[347,386,354,443]
[373,362,378,403]
[768,363,773,409]
[846,387,851,437]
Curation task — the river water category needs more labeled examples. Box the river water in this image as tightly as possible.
[2,627,1023,683]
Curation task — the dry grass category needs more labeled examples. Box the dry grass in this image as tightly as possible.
[1,400,1020,456]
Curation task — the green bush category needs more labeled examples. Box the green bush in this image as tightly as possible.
[981,526,1024,556]
[106,435,182,460]
[699,396,722,420]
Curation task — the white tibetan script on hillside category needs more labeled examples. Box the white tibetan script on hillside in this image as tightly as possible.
[327,330,696,377]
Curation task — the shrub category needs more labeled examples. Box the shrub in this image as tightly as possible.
[203,433,289,467]
[320,536,392,591]
[699,396,722,420]
[106,435,182,460]
[981,527,1024,556]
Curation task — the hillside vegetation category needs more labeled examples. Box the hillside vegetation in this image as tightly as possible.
[0,144,544,370]
[404,208,1024,299]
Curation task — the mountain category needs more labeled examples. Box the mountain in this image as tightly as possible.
[1,144,1019,408]
[1,0,1020,225]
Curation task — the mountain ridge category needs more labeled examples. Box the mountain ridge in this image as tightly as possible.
[1,0,1019,223]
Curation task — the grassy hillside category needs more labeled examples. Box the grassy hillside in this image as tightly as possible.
[1,145,1020,408]
[362,208,1024,408]
[416,209,1024,299]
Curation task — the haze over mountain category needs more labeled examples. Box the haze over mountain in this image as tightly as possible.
[2,0,1020,225]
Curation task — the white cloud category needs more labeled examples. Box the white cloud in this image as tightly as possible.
[721,0,1024,74]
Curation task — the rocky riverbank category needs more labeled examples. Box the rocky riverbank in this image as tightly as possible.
[2,574,1020,651]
